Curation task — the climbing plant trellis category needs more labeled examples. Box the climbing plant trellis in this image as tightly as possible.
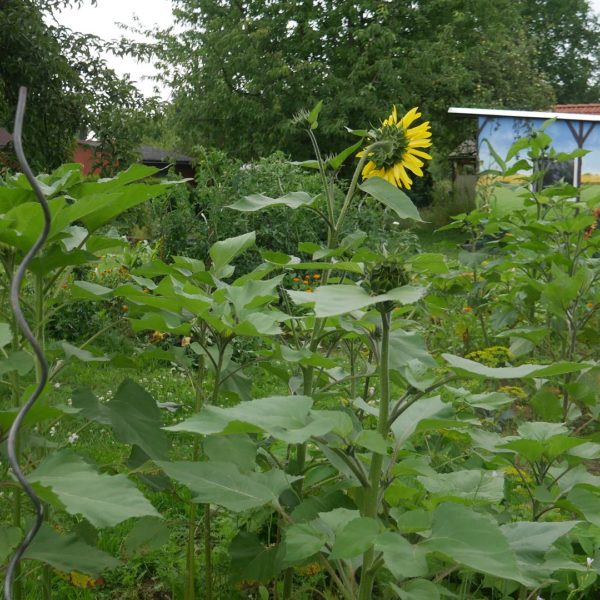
[4,87,50,600]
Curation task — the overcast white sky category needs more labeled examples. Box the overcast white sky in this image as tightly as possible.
[56,0,600,99]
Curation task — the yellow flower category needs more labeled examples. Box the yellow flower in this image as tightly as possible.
[358,106,432,189]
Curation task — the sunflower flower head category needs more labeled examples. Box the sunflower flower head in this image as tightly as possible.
[358,106,432,189]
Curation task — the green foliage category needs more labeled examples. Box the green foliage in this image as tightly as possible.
[0,1,160,172]
[7,106,600,600]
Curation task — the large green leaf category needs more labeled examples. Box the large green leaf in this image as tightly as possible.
[328,517,381,559]
[228,191,316,212]
[376,532,428,580]
[0,526,21,563]
[423,503,531,585]
[359,176,423,222]
[73,380,169,460]
[229,532,284,583]
[566,487,600,527]
[166,395,352,443]
[0,350,34,377]
[123,517,171,557]
[0,323,12,348]
[30,451,160,528]
[390,395,454,447]
[443,354,589,379]
[288,284,426,317]
[283,521,328,563]
[209,232,256,276]
[24,523,120,576]
[418,470,504,504]
[157,461,299,512]
[106,379,169,460]
[390,580,441,600]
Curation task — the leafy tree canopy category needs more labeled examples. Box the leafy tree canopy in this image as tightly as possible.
[141,0,579,161]
[0,0,160,172]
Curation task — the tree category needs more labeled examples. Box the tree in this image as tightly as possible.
[143,0,555,161]
[519,0,600,103]
[0,0,159,172]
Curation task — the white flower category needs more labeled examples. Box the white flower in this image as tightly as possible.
[66,398,72,406]
[392,221,400,225]
[54,382,61,389]
[587,557,594,568]
[368,386,375,397]
[536,596,544,600]
[67,432,79,444]
[49,427,57,437]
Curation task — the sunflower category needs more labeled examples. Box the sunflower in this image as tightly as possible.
[358,106,432,189]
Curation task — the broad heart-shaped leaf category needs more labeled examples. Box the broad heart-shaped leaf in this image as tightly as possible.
[388,329,436,371]
[390,395,455,447]
[565,487,600,527]
[376,532,428,580]
[24,523,120,576]
[0,322,12,348]
[423,503,533,585]
[61,341,109,363]
[228,191,316,212]
[501,521,579,562]
[209,231,256,275]
[30,450,160,528]
[229,532,284,583]
[0,350,34,377]
[288,284,426,317]
[157,461,300,512]
[165,395,352,443]
[123,517,171,557]
[359,176,423,222]
[73,380,169,461]
[442,353,589,379]
[283,521,328,563]
[328,517,381,559]
[204,434,257,472]
[390,579,442,600]
[0,526,21,563]
[418,470,504,504]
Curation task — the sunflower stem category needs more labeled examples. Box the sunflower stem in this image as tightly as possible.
[335,140,392,237]
[358,307,392,600]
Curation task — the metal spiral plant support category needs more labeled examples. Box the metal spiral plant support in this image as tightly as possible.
[4,87,50,600]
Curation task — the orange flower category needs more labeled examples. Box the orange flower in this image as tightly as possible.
[587,302,594,309]
[463,306,473,313]
[122,304,129,312]
[292,277,300,283]
[306,288,314,293]
[313,273,321,280]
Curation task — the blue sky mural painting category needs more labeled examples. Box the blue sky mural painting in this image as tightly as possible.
[478,115,600,186]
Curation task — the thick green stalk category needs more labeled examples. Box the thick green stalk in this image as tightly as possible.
[285,134,369,599]
[358,309,392,600]
[34,273,52,600]
[184,352,206,600]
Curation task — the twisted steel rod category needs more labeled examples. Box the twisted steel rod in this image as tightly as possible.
[4,87,50,600]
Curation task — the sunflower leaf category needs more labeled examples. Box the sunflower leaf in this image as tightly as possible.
[359,177,423,222]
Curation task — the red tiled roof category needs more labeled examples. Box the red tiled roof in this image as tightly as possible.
[553,104,600,115]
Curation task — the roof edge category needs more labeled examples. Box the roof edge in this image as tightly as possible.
[448,107,600,123]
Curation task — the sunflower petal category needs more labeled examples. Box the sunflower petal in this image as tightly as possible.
[400,107,422,129]
[407,148,432,160]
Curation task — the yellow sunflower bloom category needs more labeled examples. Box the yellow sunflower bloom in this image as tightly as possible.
[357,106,432,189]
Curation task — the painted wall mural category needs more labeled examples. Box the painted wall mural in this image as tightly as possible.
[478,116,600,187]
